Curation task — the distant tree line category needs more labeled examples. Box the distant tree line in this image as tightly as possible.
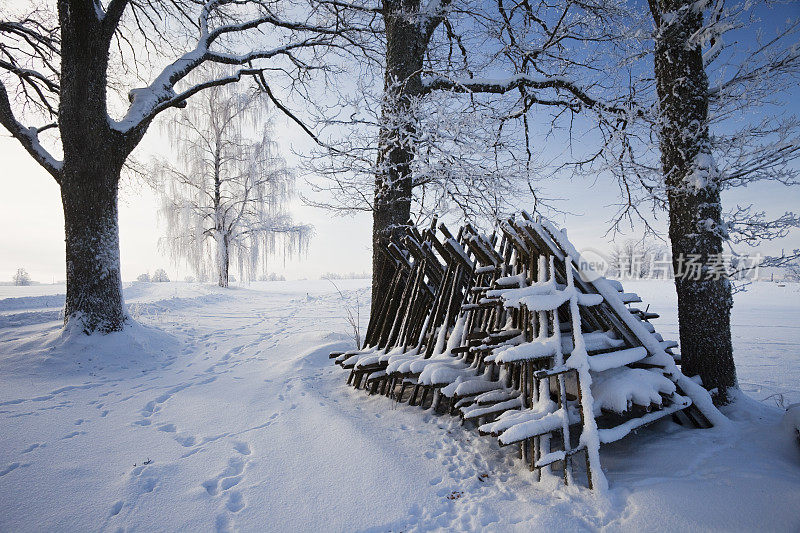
[136,269,170,283]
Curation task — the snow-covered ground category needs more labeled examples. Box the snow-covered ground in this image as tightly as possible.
[0,280,798,532]
[624,280,800,406]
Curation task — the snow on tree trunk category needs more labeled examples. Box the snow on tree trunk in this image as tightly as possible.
[652,0,737,403]
[371,0,427,316]
[1,1,339,333]
[61,164,126,333]
[57,7,130,334]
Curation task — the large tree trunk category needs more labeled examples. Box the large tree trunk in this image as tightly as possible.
[652,0,737,403]
[61,164,126,332]
[371,0,427,316]
[57,1,139,333]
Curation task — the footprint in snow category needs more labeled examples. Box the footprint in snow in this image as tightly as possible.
[215,513,232,533]
[140,477,157,493]
[202,457,245,496]
[21,443,44,454]
[226,491,245,513]
[232,441,251,455]
[202,480,219,496]
[109,500,123,517]
[0,462,28,477]
[174,434,197,447]
[219,475,242,492]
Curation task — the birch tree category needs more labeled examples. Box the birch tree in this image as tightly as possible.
[0,0,361,333]
[153,84,310,288]
[13,268,32,286]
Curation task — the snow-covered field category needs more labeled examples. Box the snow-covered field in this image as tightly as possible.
[1,280,798,532]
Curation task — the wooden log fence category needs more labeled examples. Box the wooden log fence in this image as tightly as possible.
[331,213,720,489]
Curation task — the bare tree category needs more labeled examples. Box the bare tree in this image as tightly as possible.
[151,268,170,283]
[302,0,634,315]
[608,238,668,279]
[783,260,800,283]
[12,268,31,286]
[0,0,361,333]
[152,83,311,288]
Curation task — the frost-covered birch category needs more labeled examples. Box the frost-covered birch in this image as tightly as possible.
[152,84,311,288]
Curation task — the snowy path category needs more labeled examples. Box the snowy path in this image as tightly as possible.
[1,281,799,532]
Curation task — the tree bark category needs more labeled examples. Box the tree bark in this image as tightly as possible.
[61,164,126,332]
[371,0,428,316]
[57,0,135,333]
[651,0,737,403]
[218,233,230,288]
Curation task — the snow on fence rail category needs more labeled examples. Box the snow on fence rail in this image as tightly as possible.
[331,213,724,490]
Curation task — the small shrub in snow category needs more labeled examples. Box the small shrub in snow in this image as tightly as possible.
[152,269,170,282]
[137,273,151,282]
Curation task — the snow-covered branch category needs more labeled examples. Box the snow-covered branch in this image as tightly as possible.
[418,0,455,39]
[421,73,632,115]
[111,0,364,135]
[0,81,62,179]
[0,5,61,129]
[724,206,800,247]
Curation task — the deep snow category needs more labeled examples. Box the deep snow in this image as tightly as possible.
[0,280,798,532]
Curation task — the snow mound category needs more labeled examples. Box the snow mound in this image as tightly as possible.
[591,367,676,415]
[2,317,181,378]
[0,309,62,329]
[0,294,65,312]
[291,334,355,371]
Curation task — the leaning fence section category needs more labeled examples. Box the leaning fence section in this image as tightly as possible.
[331,213,718,489]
